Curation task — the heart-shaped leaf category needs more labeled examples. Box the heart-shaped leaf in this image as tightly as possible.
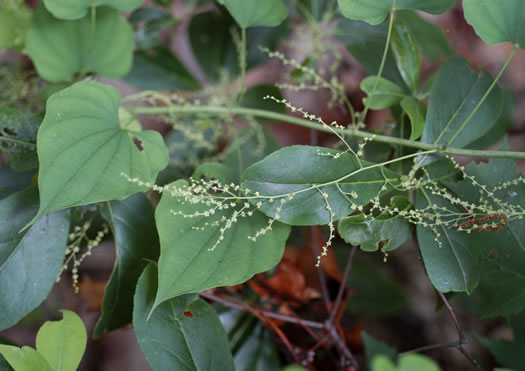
[220,0,288,27]
[463,0,525,49]
[32,81,168,224]
[242,146,401,226]
[337,0,455,25]
[0,186,70,331]
[26,5,134,82]
[421,57,503,148]
[134,265,235,371]
[43,0,145,20]
[93,193,160,338]
[36,311,87,371]
[153,180,290,309]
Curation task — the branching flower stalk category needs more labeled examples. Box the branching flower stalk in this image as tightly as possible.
[57,210,110,293]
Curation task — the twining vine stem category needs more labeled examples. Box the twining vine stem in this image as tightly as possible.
[130,105,525,160]
[359,0,396,125]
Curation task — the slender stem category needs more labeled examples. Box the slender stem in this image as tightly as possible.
[91,4,96,35]
[444,45,518,147]
[239,26,247,100]
[131,105,525,160]
[457,345,485,371]
[199,291,325,329]
[311,228,332,312]
[359,1,396,125]
[438,291,464,341]
[398,340,464,356]
[225,118,243,176]
[328,245,357,324]
[0,136,35,147]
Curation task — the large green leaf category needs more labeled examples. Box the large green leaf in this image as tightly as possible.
[463,0,525,49]
[26,5,134,82]
[442,143,525,317]
[416,188,483,294]
[242,146,400,226]
[421,57,503,148]
[153,179,290,309]
[337,0,455,25]
[220,0,288,27]
[0,186,70,331]
[43,0,144,20]
[133,265,235,371]
[32,81,168,224]
[0,346,51,371]
[94,193,160,338]
[35,311,87,371]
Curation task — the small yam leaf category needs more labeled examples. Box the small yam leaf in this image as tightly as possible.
[43,0,145,20]
[35,311,87,371]
[242,146,400,226]
[390,19,420,93]
[26,5,134,82]
[400,96,426,140]
[0,346,51,371]
[220,0,288,28]
[421,57,503,148]
[33,81,168,224]
[338,196,412,252]
[134,265,235,371]
[361,76,406,109]
[337,0,455,25]
[94,193,160,338]
[0,186,70,331]
[463,0,525,48]
[153,180,290,309]
[416,188,483,294]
